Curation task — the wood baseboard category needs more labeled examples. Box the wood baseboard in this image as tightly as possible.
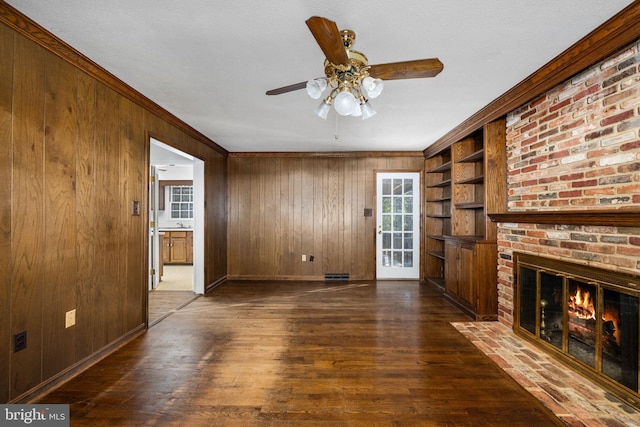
[10,324,146,404]
[206,275,227,292]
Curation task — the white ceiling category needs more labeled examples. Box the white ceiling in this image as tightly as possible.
[6,1,634,153]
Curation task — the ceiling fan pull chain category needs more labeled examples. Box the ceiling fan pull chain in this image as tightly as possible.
[335,113,339,140]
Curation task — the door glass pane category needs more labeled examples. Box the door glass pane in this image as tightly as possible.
[382,233,391,250]
[383,197,392,213]
[383,179,391,195]
[404,215,413,232]
[404,252,413,267]
[382,215,391,231]
[404,233,413,249]
[382,250,391,266]
[393,179,403,195]
[404,197,413,214]
[393,197,403,213]
[404,179,413,195]
[393,233,402,249]
[393,251,403,266]
[393,215,402,231]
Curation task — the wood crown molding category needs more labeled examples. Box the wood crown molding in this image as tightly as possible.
[0,2,229,157]
[424,2,640,158]
[488,210,640,227]
[228,151,425,158]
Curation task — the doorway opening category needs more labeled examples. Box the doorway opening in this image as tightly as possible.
[149,138,204,325]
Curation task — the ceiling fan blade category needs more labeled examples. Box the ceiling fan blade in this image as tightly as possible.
[305,16,350,66]
[265,81,308,96]
[369,58,444,80]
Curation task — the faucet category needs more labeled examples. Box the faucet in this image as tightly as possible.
[177,222,184,228]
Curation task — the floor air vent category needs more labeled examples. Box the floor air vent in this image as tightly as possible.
[324,273,349,281]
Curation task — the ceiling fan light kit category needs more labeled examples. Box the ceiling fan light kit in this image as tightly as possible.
[306,78,327,99]
[313,100,331,120]
[309,68,382,119]
[266,16,443,122]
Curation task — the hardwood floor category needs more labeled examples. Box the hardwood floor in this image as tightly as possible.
[38,281,563,426]
[149,265,197,325]
[148,290,199,325]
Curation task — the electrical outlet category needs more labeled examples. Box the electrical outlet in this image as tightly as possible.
[302,254,307,262]
[65,309,76,328]
[13,331,26,352]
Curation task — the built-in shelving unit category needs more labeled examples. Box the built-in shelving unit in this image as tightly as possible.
[424,118,507,320]
[424,149,452,290]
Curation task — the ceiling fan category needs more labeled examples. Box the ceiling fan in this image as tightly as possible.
[266,16,443,120]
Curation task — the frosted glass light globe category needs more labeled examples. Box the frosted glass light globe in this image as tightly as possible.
[306,79,327,99]
[333,91,358,116]
[314,101,330,120]
[361,102,377,120]
[362,77,384,98]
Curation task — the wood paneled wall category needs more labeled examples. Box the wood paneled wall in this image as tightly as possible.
[228,154,424,280]
[0,19,227,402]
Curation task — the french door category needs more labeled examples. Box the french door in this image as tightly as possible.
[376,172,420,279]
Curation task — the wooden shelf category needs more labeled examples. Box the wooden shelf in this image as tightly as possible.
[427,196,452,202]
[427,214,451,219]
[489,210,640,227]
[428,179,452,188]
[427,251,445,260]
[455,202,484,209]
[427,235,446,241]
[427,161,452,173]
[456,149,484,163]
[456,175,484,185]
[444,235,485,244]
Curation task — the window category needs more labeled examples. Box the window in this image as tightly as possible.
[170,186,193,219]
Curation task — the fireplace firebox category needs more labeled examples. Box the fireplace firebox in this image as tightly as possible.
[514,252,640,407]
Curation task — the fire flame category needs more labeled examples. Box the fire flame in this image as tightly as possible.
[568,286,620,347]
[602,304,621,346]
[568,287,596,320]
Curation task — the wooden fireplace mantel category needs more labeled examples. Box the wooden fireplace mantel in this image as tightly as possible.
[488,210,640,227]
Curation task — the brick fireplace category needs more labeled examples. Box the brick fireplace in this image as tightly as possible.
[491,39,640,404]
[494,38,640,326]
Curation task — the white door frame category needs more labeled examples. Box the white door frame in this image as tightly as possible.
[376,172,421,279]
[149,165,160,290]
[149,138,205,295]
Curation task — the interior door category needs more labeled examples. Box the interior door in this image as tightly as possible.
[376,172,420,279]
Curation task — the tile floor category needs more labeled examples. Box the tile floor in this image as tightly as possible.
[453,321,640,427]
[157,265,193,290]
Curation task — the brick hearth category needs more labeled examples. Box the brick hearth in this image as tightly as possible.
[453,322,640,426]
